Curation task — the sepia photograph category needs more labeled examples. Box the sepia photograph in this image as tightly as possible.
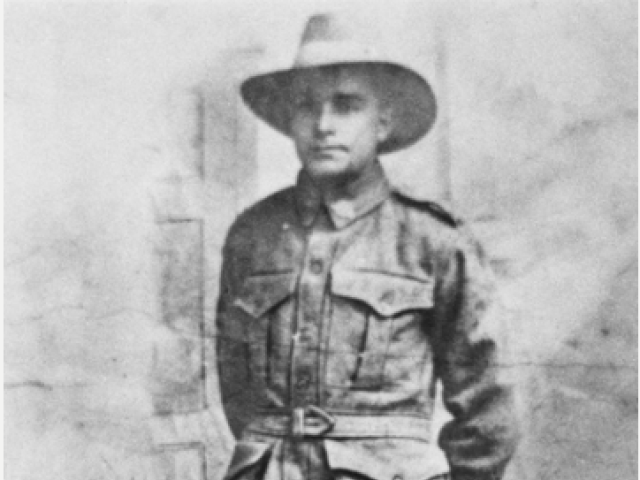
[5,1,637,479]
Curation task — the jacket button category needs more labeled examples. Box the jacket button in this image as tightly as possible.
[309,258,324,274]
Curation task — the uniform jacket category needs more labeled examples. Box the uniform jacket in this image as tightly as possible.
[216,162,519,480]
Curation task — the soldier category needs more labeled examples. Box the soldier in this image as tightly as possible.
[216,13,519,480]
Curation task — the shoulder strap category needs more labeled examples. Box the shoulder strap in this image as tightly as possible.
[392,189,460,228]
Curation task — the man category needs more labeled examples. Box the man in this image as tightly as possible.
[216,13,519,480]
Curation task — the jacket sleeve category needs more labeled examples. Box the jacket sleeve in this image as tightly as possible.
[215,234,255,440]
[433,226,520,480]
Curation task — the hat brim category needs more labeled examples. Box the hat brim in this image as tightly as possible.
[240,61,437,154]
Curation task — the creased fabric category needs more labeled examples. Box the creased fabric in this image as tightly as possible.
[216,164,519,480]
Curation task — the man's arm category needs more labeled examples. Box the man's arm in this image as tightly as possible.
[433,227,520,480]
[216,238,253,440]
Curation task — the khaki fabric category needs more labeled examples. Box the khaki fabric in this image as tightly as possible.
[217,163,519,480]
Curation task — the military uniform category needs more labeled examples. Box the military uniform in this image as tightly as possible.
[216,162,519,480]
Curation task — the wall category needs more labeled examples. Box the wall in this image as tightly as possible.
[439,2,637,478]
[5,1,637,479]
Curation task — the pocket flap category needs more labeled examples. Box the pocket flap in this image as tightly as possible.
[224,441,272,480]
[331,268,433,317]
[233,273,296,318]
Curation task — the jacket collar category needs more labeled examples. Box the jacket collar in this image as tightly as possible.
[295,160,391,229]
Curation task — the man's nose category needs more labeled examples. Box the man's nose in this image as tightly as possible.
[314,104,336,136]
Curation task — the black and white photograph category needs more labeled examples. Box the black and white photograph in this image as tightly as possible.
[5,1,637,479]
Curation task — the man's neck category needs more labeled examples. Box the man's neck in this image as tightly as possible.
[306,159,383,201]
[295,159,390,229]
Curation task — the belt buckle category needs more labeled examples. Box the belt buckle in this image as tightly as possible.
[291,405,336,438]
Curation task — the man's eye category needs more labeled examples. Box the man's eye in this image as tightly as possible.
[333,98,359,113]
[293,97,314,111]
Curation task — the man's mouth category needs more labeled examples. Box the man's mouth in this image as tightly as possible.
[310,145,347,157]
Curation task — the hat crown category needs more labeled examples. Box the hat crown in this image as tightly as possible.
[294,13,380,67]
[300,13,352,44]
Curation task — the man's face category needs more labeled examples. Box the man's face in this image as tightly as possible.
[289,67,390,183]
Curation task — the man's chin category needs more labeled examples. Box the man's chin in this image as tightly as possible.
[305,167,350,183]
[304,161,348,180]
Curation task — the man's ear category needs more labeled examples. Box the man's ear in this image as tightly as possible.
[376,105,393,143]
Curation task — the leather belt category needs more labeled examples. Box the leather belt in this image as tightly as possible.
[245,406,432,442]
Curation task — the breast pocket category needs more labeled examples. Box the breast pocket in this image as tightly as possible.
[232,272,297,387]
[330,268,434,389]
